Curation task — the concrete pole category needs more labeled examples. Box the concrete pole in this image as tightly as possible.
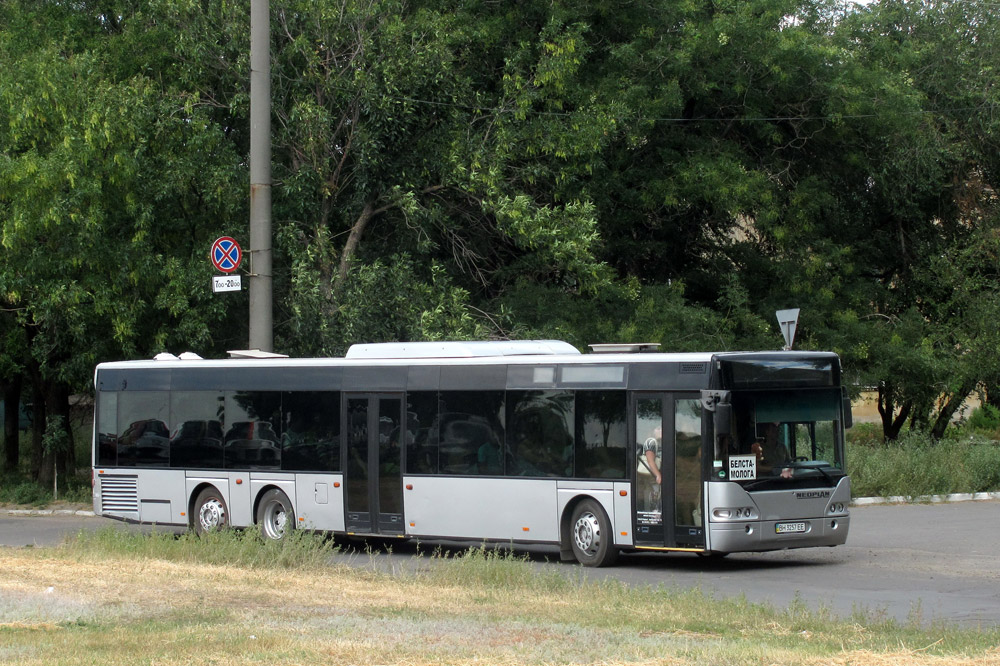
[249,0,273,352]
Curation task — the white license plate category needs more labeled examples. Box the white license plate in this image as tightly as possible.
[775,522,806,534]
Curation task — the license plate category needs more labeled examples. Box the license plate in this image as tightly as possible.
[775,522,806,534]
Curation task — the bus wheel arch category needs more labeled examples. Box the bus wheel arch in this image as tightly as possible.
[255,487,294,541]
[191,484,229,535]
[563,496,618,567]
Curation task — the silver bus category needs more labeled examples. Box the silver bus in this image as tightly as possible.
[92,340,852,566]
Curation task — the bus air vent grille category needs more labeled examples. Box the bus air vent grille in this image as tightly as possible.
[680,363,707,374]
[101,475,139,512]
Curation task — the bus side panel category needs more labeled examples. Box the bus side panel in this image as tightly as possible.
[95,469,187,526]
[294,473,345,532]
[554,480,628,546]
[613,481,634,546]
[248,473,295,528]
[185,475,233,525]
[403,477,558,542]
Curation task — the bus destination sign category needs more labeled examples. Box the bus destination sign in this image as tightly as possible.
[728,455,757,480]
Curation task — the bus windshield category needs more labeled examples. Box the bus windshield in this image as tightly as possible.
[714,388,845,487]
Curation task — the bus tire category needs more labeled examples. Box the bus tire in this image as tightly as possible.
[257,489,293,541]
[569,499,618,567]
[193,487,229,535]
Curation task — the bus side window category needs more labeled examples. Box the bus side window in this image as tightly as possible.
[439,391,506,476]
[281,391,341,472]
[405,391,439,474]
[574,391,626,479]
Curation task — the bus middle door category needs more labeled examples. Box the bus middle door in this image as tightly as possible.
[344,394,404,535]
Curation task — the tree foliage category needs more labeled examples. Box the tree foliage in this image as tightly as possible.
[0,0,998,470]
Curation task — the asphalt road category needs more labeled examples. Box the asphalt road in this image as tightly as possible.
[3,501,998,626]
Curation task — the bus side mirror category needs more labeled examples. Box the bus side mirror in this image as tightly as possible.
[714,403,732,436]
[841,387,853,430]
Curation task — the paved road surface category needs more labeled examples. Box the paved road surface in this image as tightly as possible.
[3,502,998,626]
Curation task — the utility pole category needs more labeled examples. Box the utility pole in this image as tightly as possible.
[248,0,273,352]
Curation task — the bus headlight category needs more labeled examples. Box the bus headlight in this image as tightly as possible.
[713,507,757,520]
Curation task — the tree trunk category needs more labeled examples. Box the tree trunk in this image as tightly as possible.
[877,381,911,440]
[985,383,1000,411]
[2,376,21,471]
[45,383,71,483]
[30,375,47,483]
[929,382,975,440]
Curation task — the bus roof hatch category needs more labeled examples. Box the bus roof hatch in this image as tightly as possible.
[345,340,581,359]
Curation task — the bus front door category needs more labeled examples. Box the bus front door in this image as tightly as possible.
[344,394,404,535]
[632,393,705,550]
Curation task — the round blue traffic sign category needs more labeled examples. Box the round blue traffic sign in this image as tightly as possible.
[211,237,242,274]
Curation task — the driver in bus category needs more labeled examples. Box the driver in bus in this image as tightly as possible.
[753,422,793,479]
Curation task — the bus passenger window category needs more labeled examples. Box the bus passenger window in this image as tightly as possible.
[224,391,281,470]
[574,391,626,479]
[281,391,340,472]
[507,391,573,477]
[118,391,169,468]
[404,392,438,474]
[438,391,505,475]
[97,391,118,467]
[170,391,224,469]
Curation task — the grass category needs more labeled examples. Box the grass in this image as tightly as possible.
[847,426,1000,498]
[0,529,999,665]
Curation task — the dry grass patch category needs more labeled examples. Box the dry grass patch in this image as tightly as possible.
[0,529,997,665]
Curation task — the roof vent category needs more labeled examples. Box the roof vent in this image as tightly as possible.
[345,340,580,359]
[588,343,661,354]
[227,349,290,359]
[153,352,179,361]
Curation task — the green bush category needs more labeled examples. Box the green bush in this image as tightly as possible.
[846,422,883,446]
[10,480,47,505]
[848,432,1000,498]
[962,405,1000,438]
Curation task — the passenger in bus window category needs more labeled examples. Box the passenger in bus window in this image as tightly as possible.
[477,437,502,475]
[642,426,662,484]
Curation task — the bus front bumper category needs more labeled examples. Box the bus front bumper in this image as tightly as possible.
[708,515,850,553]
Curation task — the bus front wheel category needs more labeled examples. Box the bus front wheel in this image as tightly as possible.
[257,489,294,541]
[193,487,229,535]
[569,499,618,567]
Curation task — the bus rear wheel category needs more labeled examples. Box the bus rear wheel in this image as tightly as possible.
[257,489,293,541]
[569,499,618,567]
[193,487,229,535]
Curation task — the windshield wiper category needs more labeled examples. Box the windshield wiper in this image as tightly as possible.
[790,462,837,483]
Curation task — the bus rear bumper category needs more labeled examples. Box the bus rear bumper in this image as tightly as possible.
[708,515,850,553]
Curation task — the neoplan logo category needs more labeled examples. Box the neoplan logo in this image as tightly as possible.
[795,491,831,499]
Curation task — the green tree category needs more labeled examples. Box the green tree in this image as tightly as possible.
[0,0,245,479]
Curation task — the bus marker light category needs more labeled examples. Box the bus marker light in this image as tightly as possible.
[409,522,415,527]
[621,532,628,537]
[299,517,305,522]
[619,490,627,496]
[180,512,186,517]
[334,482,341,488]
[522,527,530,532]
[406,484,413,490]
[235,479,243,485]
